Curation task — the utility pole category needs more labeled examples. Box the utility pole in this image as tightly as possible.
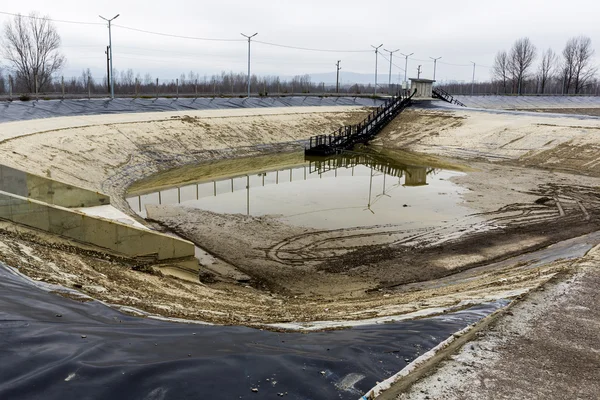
[241,32,258,98]
[430,56,441,81]
[470,61,476,95]
[371,44,383,96]
[335,60,341,94]
[417,65,422,79]
[400,52,414,87]
[105,46,110,94]
[100,14,120,99]
[384,48,399,93]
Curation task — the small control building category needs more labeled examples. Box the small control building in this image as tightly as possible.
[409,78,435,98]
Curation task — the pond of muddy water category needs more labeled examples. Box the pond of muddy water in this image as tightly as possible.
[128,152,479,231]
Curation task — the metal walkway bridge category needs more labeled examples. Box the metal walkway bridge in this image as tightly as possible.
[305,90,416,156]
[431,87,467,107]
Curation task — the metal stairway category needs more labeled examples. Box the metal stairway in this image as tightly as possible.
[431,87,467,107]
[305,90,416,156]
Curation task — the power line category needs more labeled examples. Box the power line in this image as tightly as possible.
[438,60,472,67]
[0,10,103,25]
[254,40,371,53]
[408,56,431,62]
[114,46,238,58]
[1,9,496,74]
[0,10,370,51]
[379,53,405,72]
[112,24,244,42]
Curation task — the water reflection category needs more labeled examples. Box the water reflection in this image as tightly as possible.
[307,151,433,187]
[126,151,468,230]
[129,153,438,217]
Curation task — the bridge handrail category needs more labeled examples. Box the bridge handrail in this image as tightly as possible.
[306,89,416,155]
[432,88,467,107]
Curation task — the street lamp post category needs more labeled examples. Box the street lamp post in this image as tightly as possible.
[400,52,414,88]
[241,32,258,98]
[430,56,442,81]
[470,61,476,95]
[384,48,399,93]
[371,44,383,96]
[335,60,341,93]
[99,14,120,99]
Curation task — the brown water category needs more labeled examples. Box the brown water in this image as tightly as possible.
[128,153,479,230]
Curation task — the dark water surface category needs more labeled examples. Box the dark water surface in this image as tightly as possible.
[0,263,506,400]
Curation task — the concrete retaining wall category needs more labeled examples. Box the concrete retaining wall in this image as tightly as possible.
[0,189,195,263]
[0,165,110,208]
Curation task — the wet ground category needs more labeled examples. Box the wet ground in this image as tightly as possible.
[134,146,600,302]
[0,262,505,400]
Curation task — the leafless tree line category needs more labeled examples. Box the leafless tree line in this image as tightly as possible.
[0,12,385,97]
[489,36,597,95]
[436,79,600,96]
[0,65,389,97]
[2,12,598,98]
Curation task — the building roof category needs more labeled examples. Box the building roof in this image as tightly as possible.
[409,78,436,83]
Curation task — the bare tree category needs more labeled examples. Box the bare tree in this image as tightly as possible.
[572,36,596,94]
[538,48,556,94]
[79,68,93,91]
[560,37,597,94]
[492,50,510,93]
[1,12,65,93]
[561,38,577,93]
[508,37,537,95]
[0,67,5,94]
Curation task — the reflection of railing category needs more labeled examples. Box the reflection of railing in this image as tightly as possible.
[128,166,311,216]
[305,149,441,181]
[307,152,408,178]
[305,90,416,156]
[127,159,441,218]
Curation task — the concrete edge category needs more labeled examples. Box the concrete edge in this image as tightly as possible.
[0,189,196,264]
[0,163,110,207]
[364,271,572,400]
[359,303,516,399]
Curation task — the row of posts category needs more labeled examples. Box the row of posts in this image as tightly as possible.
[4,75,212,101]
[5,76,355,101]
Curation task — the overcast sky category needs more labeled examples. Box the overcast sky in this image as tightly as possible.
[1,0,599,84]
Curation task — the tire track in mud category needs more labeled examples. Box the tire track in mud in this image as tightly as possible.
[265,216,488,266]
[265,184,600,267]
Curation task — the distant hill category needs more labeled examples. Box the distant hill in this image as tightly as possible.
[283,71,403,86]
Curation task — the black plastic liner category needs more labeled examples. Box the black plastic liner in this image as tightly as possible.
[0,263,506,400]
[0,97,385,124]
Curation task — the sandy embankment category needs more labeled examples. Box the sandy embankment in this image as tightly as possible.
[0,106,367,211]
[1,104,600,326]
